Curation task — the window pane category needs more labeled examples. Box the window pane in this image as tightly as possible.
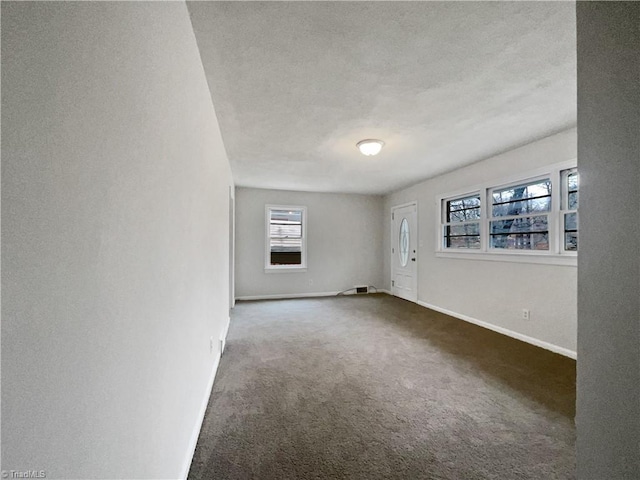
[447,223,480,236]
[492,197,551,217]
[270,238,302,265]
[492,179,551,217]
[490,215,549,250]
[565,232,578,251]
[448,195,480,211]
[270,209,302,223]
[447,236,481,249]
[447,195,481,223]
[490,232,549,250]
[269,223,301,238]
[445,215,481,249]
[490,216,548,235]
[399,218,410,267]
[449,207,480,222]
[492,179,551,203]
[565,212,578,231]
[270,237,302,252]
[564,170,579,210]
[564,212,578,251]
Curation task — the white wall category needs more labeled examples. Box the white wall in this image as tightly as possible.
[2,2,233,479]
[235,188,383,298]
[383,129,577,354]
[576,2,639,477]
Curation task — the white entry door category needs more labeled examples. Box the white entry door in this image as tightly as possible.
[391,203,418,302]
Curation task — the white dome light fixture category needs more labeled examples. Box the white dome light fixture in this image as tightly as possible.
[356,139,385,156]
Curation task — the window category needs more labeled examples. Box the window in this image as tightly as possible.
[265,205,306,271]
[443,194,481,249]
[489,178,551,251]
[562,169,579,251]
[438,162,578,264]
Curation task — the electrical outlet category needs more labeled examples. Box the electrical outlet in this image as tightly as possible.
[522,309,530,320]
[309,279,314,286]
[209,336,214,353]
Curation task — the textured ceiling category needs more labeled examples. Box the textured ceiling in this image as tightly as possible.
[188,1,576,195]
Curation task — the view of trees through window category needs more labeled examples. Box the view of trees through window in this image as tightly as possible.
[445,194,481,248]
[563,171,579,251]
[490,179,551,250]
[440,167,578,255]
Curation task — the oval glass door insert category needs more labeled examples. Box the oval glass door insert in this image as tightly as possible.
[399,217,410,267]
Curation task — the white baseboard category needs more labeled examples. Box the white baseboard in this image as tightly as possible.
[236,291,340,301]
[220,316,230,354]
[416,300,577,359]
[181,316,232,480]
[181,352,220,480]
[236,289,393,301]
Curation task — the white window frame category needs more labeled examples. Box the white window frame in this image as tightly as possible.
[265,204,307,273]
[560,168,579,253]
[435,160,577,266]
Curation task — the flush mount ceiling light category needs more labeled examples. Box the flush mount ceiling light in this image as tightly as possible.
[356,139,385,156]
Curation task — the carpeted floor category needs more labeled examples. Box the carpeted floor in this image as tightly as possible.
[188,294,576,480]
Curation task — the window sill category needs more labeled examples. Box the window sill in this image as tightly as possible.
[264,267,308,274]
[435,250,577,266]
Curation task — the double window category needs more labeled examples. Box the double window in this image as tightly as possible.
[439,163,578,261]
[265,205,307,271]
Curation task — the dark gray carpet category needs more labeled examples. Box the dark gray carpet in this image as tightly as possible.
[189,294,575,480]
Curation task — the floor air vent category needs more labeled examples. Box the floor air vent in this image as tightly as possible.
[337,285,376,296]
